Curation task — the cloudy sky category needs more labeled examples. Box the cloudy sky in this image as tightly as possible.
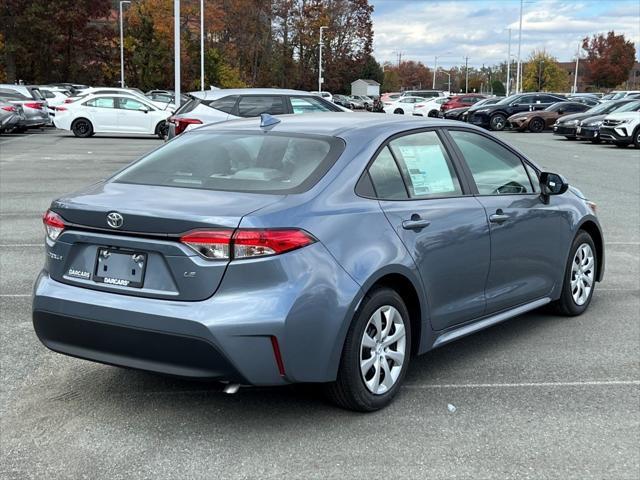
[371,0,640,68]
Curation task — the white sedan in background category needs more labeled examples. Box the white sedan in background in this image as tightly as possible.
[65,87,175,112]
[382,96,425,115]
[412,97,449,117]
[54,94,170,138]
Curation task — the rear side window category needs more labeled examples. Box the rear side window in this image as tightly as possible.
[174,98,200,115]
[203,95,238,114]
[290,96,338,114]
[237,96,286,117]
[368,147,408,200]
[389,131,462,198]
[449,130,533,195]
[113,132,344,194]
[85,97,115,108]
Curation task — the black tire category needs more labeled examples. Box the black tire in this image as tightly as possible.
[564,136,576,140]
[155,121,168,139]
[13,126,27,133]
[529,117,545,133]
[614,142,628,148]
[393,108,404,115]
[427,110,438,118]
[633,127,640,148]
[490,113,507,131]
[324,287,412,412]
[590,138,602,144]
[551,230,597,316]
[71,118,93,138]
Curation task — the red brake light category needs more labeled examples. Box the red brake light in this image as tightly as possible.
[24,102,43,110]
[64,98,75,103]
[233,229,315,258]
[1,105,16,112]
[174,118,203,135]
[43,209,65,241]
[54,106,67,111]
[180,228,315,260]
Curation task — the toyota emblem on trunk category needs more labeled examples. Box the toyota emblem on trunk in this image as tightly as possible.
[106,212,124,229]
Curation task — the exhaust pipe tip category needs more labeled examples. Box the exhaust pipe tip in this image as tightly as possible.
[223,383,241,395]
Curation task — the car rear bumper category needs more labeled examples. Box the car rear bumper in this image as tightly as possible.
[32,242,361,385]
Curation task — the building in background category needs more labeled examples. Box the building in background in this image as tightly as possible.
[351,79,380,97]
[558,61,640,92]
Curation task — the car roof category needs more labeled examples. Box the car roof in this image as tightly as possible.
[196,112,475,138]
[189,88,317,100]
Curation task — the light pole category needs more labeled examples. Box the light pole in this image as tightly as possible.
[200,0,204,91]
[515,0,523,94]
[439,69,451,93]
[119,1,131,88]
[573,42,581,94]
[506,28,511,96]
[432,56,438,89]
[174,0,181,107]
[318,26,328,93]
[538,59,544,91]
[464,56,469,93]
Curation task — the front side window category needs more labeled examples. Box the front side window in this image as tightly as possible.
[290,96,335,114]
[449,130,533,195]
[113,132,343,194]
[237,96,285,117]
[85,97,115,109]
[389,131,462,198]
[118,97,151,111]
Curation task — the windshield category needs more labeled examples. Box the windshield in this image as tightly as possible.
[587,102,620,114]
[614,100,640,113]
[113,131,345,194]
[495,95,519,105]
[545,102,569,112]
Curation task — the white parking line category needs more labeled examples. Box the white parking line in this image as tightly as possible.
[404,380,640,389]
[0,294,31,298]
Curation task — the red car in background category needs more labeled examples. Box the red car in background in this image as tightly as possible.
[441,93,486,112]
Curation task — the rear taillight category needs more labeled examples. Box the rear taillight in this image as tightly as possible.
[43,209,65,241]
[24,102,43,110]
[64,98,76,104]
[54,106,67,111]
[1,105,16,112]
[180,229,233,259]
[180,229,316,260]
[173,117,203,135]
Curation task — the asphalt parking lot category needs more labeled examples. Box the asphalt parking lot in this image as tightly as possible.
[1,127,638,479]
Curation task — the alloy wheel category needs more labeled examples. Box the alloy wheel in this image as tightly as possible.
[571,243,595,306]
[360,305,406,395]
[491,115,506,130]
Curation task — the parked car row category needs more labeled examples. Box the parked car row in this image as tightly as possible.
[553,99,640,148]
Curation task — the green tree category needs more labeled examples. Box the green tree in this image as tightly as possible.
[522,50,569,92]
[582,31,636,89]
[491,79,505,95]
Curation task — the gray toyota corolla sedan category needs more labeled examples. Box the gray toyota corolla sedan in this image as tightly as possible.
[33,113,604,411]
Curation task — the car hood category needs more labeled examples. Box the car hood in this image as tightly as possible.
[445,106,470,114]
[509,111,556,120]
[556,111,597,123]
[604,112,640,121]
[578,114,607,125]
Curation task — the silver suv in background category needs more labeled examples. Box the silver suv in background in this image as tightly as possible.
[0,85,50,131]
[166,88,344,139]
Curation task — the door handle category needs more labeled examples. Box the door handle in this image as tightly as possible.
[402,217,431,230]
[489,210,510,224]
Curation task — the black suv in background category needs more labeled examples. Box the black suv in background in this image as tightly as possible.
[467,93,566,130]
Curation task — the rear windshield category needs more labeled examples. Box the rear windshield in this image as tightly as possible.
[113,131,345,194]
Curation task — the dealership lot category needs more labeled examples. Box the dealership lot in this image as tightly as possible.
[1,129,638,478]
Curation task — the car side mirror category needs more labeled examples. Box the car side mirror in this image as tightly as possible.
[558,110,565,115]
[139,106,149,113]
[539,171,568,201]
[510,103,519,107]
